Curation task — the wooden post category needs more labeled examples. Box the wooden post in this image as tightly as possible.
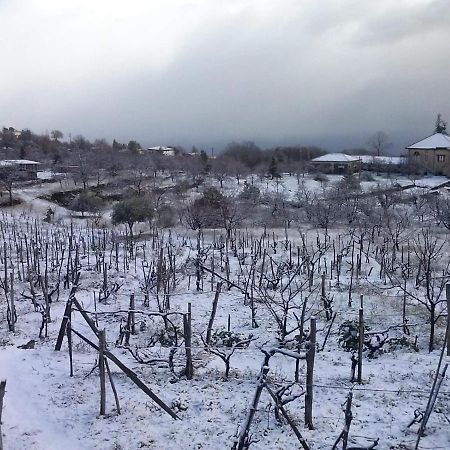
[343,391,353,450]
[357,295,364,384]
[235,359,270,450]
[321,273,326,301]
[184,303,193,380]
[129,294,135,335]
[305,317,316,429]
[3,242,8,295]
[70,328,179,419]
[206,282,222,346]
[264,383,310,450]
[8,271,15,332]
[67,304,73,377]
[419,364,448,438]
[0,380,5,450]
[105,360,121,415]
[125,294,135,346]
[99,329,106,415]
[402,279,409,335]
[415,322,449,447]
[446,284,450,357]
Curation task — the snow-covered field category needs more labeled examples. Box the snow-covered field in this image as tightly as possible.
[0,172,449,450]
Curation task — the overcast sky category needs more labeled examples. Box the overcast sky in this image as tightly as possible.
[1,0,450,153]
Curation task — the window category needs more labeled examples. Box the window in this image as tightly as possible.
[414,151,420,158]
[437,154,446,162]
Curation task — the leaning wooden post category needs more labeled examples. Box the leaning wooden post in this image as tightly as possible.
[343,391,353,449]
[206,282,222,346]
[0,380,6,450]
[184,303,193,380]
[105,359,121,415]
[305,316,316,429]
[235,354,271,450]
[99,329,106,415]
[357,295,364,383]
[446,284,450,357]
[332,390,353,450]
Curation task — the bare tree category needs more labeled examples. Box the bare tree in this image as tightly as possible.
[429,194,450,230]
[367,131,392,156]
[386,228,450,352]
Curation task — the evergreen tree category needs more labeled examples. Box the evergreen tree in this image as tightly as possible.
[268,156,280,179]
[435,113,447,134]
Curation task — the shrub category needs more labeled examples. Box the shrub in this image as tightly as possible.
[69,191,103,217]
[313,173,328,182]
[360,172,375,182]
[210,329,251,348]
[111,195,154,238]
[156,204,176,228]
[338,320,360,352]
[186,187,230,229]
[239,183,260,202]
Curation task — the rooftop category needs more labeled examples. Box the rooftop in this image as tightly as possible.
[357,155,406,165]
[311,153,360,163]
[0,159,40,167]
[407,133,450,150]
[147,146,175,151]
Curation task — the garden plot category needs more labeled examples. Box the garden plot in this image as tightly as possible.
[0,173,449,449]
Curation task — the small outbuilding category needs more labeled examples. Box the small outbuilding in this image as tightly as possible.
[407,133,450,176]
[310,153,361,174]
[0,159,40,180]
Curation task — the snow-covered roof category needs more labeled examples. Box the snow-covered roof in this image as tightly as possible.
[0,159,40,166]
[311,153,360,163]
[147,146,174,151]
[407,133,450,150]
[413,176,449,189]
[357,155,406,165]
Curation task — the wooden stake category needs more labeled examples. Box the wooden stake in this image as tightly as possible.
[67,304,73,377]
[8,271,15,332]
[331,391,353,450]
[184,303,193,380]
[235,359,270,450]
[264,383,310,450]
[206,282,222,346]
[70,328,179,419]
[0,380,5,450]
[99,329,106,415]
[357,296,364,384]
[105,359,121,415]
[446,284,450,357]
[305,317,316,429]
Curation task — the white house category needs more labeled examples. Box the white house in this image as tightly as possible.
[310,153,361,174]
[146,146,176,156]
[0,159,40,180]
[407,133,450,176]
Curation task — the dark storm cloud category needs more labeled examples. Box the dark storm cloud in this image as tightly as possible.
[1,0,449,152]
[352,0,450,46]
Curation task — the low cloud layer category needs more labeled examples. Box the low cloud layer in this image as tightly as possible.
[1,0,449,152]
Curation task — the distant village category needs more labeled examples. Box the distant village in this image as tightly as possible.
[1,115,449,186]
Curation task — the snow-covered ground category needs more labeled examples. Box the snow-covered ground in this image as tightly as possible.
[0,172,449,449]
